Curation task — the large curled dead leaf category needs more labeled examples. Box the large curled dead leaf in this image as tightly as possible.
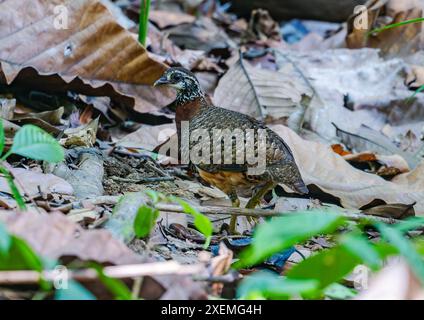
[0,0,173,114]
[213,54,313,124]
[271,125,424,215]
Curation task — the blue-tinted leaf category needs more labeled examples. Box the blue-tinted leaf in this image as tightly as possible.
[324,283,357,300]
[11,125,64,163]
[133,205,159,238]
[236,211,346,268]
[237,270,318,299]
[0,222,11,254]
[393,217,424,233]
[55,280,96,300]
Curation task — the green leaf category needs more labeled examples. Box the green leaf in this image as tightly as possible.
[11,125,64,163]
[55,280,96,300]
[287,245,361,290]
[0,118,5,157]
[377,223,424,285]
[138,0,151,46]
[340,233,381,270]
[172,197,213,248]
[368,17,424,35]
[236,211,346,268]
[324,283,357,300]
[0,166,26,210]
[145,190,167,204]
[91,263,132,300]
[393,216,424,233]
[237,270,319,300]
[0,223,11,255]
[406,84,424,103]
[0,236,43,271]
[133,205,159,238]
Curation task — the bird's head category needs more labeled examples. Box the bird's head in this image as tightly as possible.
[154,67,204,104]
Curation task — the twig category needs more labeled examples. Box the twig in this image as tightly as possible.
[78,195,402,224]
[0,261,204,285]
[110,176,174,183]
[155,203,400,224]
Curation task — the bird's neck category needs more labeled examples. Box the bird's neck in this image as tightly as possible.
[175,86,205,107]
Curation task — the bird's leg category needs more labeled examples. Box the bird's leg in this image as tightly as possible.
[228,190,240,234]
[245,181,277,225]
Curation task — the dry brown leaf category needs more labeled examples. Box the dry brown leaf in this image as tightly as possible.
[0,0,173,114]
[117,123,176,151]
[149,10,195,29]
[331,144,352,156]
[167,16,234,51]
[0,167,73,197]
[4,211,140,265]
[213,56,312,123]
[271,125,424,215]
[342,152,410,173]
[347,0,423,56]
[242,9,282,44]
[362,203,415,219]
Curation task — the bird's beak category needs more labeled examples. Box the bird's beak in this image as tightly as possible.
[153,76,169,87]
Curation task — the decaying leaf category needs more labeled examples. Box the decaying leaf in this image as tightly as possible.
[3,211,140,265]
[166,16,235,52]
[334,123,418,169]
[362,203,415,219]
[0,0,173,114]
[213,54,313,123]
[149,10,196,29]
[275,48,424,140]
[61,118,99,148]
[242,9,282,44]
[346,0,423,56]
[0,167,73,198]
[271,125,424,215]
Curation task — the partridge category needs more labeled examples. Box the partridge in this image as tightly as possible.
[154,67,308,232]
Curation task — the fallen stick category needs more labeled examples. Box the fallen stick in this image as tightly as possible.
[0,261,204,285]
[79,195,401,224]
[155,203,400,224]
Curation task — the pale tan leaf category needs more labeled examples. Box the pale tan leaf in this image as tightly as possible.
[4,211,140,265]
[271,125,424,215]
[0,167,73,197]
[149,10,195,29]
[213,56,312,123]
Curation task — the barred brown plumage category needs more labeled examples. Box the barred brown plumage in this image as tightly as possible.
[154,67,308,233]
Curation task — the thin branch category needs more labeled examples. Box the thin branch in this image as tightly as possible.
[78,195,402,224]
[0,261,204,285]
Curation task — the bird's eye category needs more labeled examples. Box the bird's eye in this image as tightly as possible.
[173,74,182,81]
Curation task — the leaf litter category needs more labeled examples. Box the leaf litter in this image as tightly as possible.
[0,0,424,300]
